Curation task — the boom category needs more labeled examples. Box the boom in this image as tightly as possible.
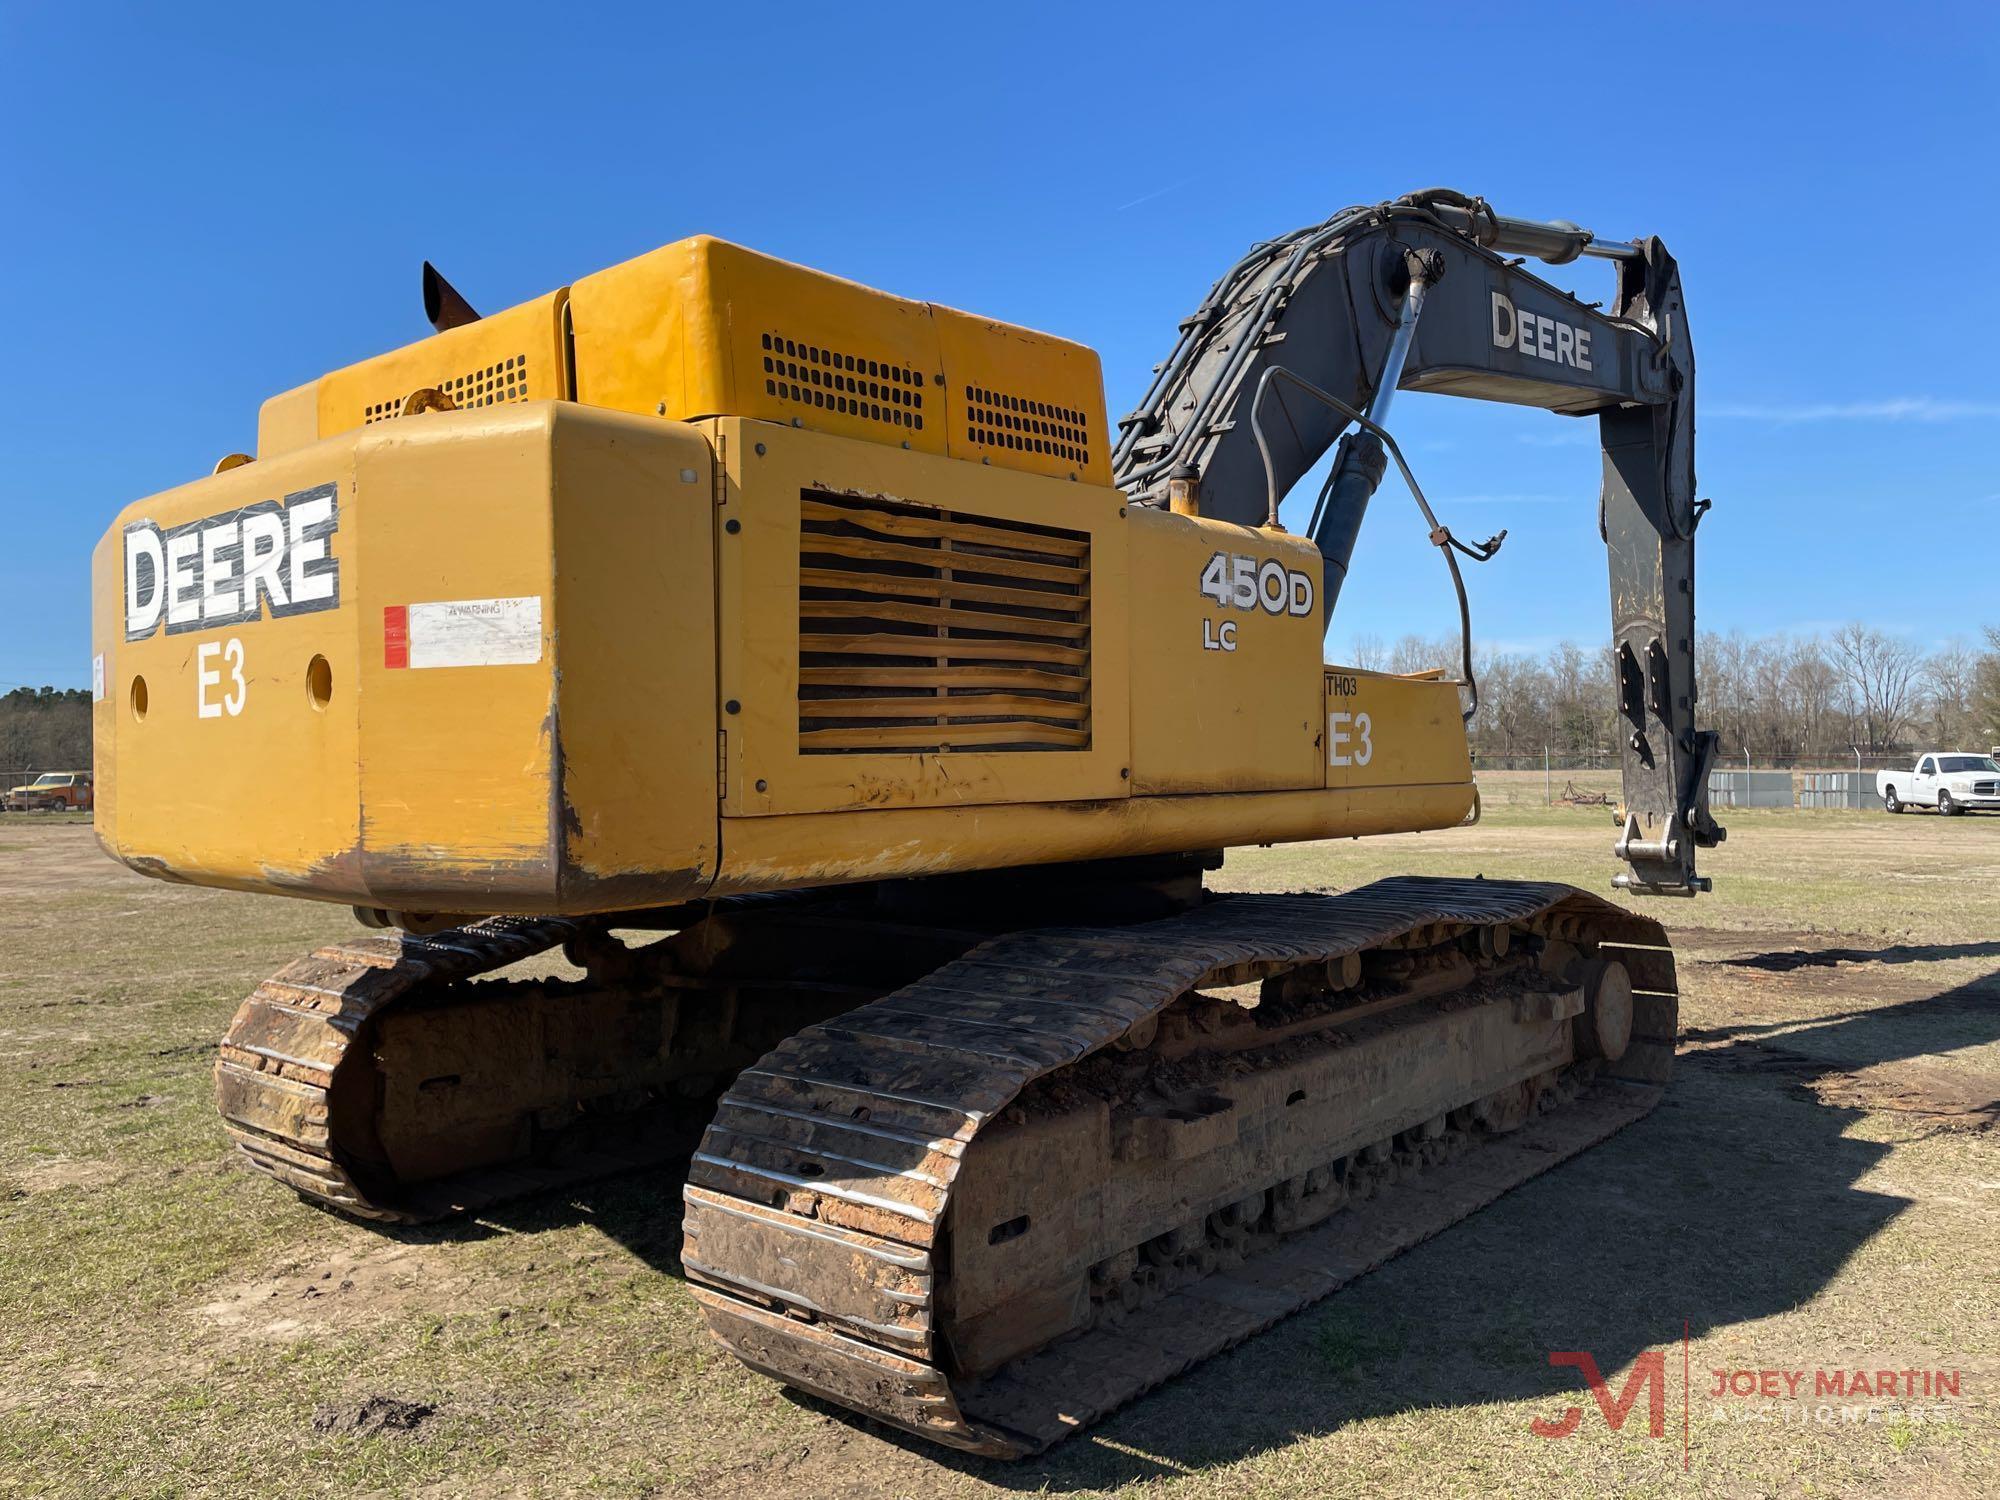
[1116,189,1723,895]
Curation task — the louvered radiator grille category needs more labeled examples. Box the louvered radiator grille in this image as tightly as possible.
[797,492,1091,754]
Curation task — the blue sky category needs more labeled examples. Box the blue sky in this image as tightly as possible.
[3,1,1995,690]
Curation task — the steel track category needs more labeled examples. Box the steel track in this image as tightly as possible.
[681,875,1676,1456]
[214,916,594,1222]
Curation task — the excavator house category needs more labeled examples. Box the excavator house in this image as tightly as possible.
[91,191,1721,1455]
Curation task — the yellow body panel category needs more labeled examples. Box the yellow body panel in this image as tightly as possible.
[546,412,720,899]
[930,303,1107,483]
[711,418,1129,818]
[1128,511,1324,794]
[1324,668,1473,792]
[95,234,1477,915]
[570,238,948,459]
[714,784,1472,892]
[261,236,1110,482]
[563,236,1111,483]
[95,404,718,911]
[94,443,364,889]
[255,380,320,460]
[317,289,571,441]
[349,418,559,898]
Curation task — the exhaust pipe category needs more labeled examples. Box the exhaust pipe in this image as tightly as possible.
[421,261,481,333]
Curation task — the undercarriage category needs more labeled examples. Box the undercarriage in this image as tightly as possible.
[215,869,1674,1454]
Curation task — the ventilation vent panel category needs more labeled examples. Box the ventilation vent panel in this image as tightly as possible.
[363,354,532,425]
[797,492,1090,754]
[965,385,1090,468]
[763,332,927,431]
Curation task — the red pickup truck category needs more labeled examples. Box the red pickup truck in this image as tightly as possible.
[2,771,94,812]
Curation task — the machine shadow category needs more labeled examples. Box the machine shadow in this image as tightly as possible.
[461,955,1998,1488]
[1715,939,2000,971]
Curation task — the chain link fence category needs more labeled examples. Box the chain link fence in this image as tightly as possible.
[1473,748,1986,810]
[1471,749,1932,773]
[0,768,94,814]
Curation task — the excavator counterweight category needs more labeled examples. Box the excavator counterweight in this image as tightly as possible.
[93,191,1713,1454]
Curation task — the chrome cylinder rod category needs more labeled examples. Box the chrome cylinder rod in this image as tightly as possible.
[1303,265,1434,617]
[1366,269,1431,427]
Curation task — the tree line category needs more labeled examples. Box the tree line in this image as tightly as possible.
[0,687,92,775]
[1350,624,2000,764]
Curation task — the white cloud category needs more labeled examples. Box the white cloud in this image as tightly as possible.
[1710,397,2000,423]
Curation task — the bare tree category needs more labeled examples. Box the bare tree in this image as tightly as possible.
[1468,651,1542,752]
[1921,639,1979,747]
[1697,632,1753,758]
[1975,626,2000,750]
[1828,623,1921,752]
[1388,634,1454,676]
[1418,621,1977,767]
[1784,638,1839,759]
[1542,641,1607,753]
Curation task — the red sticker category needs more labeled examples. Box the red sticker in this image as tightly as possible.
[383,604,410,669]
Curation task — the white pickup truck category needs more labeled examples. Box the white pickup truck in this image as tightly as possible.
[1878,753,2000,815]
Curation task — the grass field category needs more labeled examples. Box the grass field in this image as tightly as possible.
[2,801,1997,1498]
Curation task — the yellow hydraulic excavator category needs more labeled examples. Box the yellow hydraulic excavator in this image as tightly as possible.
[92,190,1721,1455]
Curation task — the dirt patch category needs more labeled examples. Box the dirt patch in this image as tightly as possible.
[0,822,144,900]
[311,1395,437,1437]
[1690,1042,1999,1130]
[6,1158,124,1195]
[1815,1059,2000,1128]
[197,1240,483,1342]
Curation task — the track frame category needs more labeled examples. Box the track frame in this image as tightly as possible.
[681,875,1675,1456]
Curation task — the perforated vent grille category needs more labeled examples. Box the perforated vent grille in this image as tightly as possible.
[363,354,531,425]
[798,492,1090,754]
[965,385,1090,467]
[762,332,927,431]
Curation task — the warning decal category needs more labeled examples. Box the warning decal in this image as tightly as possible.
[383,596,543,670]
[383,606,410,669]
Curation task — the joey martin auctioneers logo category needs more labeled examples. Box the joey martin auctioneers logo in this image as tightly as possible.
[1530,1328,1967,1469]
